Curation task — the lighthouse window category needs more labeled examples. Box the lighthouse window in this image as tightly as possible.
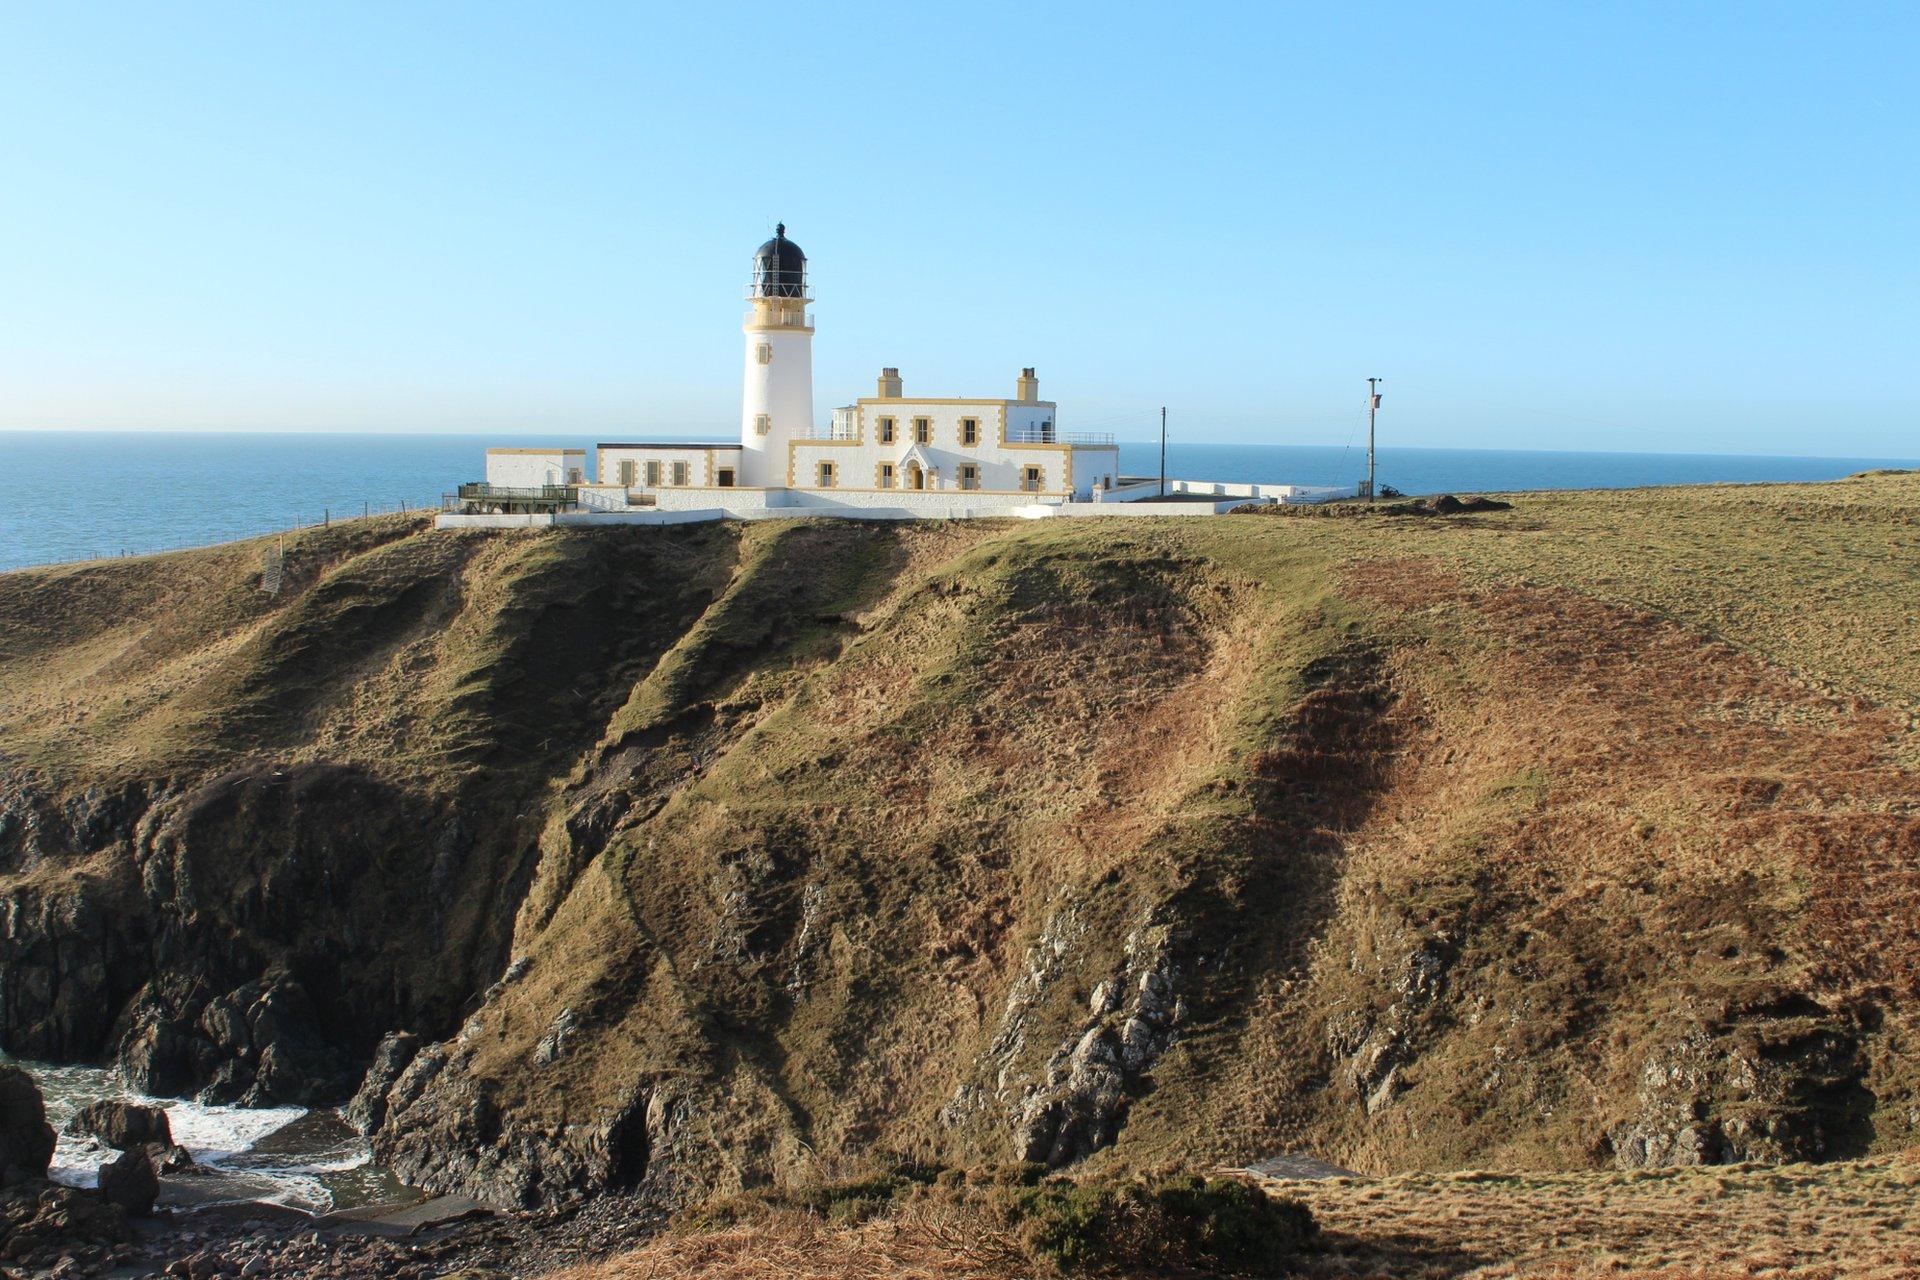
[756,342,773,365]
[817,460,837,487]
[961,418,979,446]
[672,460,690,486]
[914,417,932,445]
[645,460,662,487]
[878,417,896,444]
[754,413,770,436]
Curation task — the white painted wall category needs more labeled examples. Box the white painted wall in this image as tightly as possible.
[739,324,814,487]
[485,451,586,488]
[597,446,744,492]
[778,400,1118,500]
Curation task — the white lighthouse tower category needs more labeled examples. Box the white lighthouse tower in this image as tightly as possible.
[738,225,814,486]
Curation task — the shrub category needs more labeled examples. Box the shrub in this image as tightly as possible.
[1006,1171,1316,1275]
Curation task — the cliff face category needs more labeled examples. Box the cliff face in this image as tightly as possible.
[3,478,1918,1208]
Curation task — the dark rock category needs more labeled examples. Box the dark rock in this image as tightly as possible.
[97,1146,159,1216]
[345,1030,422,1135]
[378,1040,678,1208]
[67,1100,173,1151]
[0,1064,56,1183]
[1607,1010,1868,1168]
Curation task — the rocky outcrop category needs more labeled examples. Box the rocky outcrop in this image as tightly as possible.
[1606,1004,1869,1168]
[0,1180,133,1272]
[1325,932,1457,1116]
[119,973,357,1107]
[345,1030,422,1136]
[941,905,1190,1169]
[1009,921,1186,1166]
[0,1064,55,1184]
[374,1043,666,1208]
[67,1101,173,1151]
[2,756,533,1111]
[96,1146,158,1216]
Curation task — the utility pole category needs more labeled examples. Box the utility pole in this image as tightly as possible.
[1159,406,1167,498]
[1365,378,1383,501]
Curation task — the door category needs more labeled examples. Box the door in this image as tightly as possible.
[906,463,925,490]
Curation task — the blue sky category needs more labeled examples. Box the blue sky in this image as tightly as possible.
[2,3,1915,454]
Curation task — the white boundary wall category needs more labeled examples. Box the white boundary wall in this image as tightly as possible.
[437,477,1353,530]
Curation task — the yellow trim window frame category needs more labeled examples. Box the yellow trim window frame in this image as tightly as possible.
[619,459,637,486]
[878,416,896,444]
[756,342,773,365]
[961,417,979,446]
[959,464,980,491]
[914,417,932,445]
[877,462,896,489]
[755,413,771,436]
[1021,465,1044,492]
[817,460,837,487]
[645,460,662,487]
[672,460,690,486]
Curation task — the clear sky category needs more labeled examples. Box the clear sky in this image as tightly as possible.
[3,2,1915,454]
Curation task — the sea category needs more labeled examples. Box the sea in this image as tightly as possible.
[1,1052,410,1213]
[1,429,1916,572]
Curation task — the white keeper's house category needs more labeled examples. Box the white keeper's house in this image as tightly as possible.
[444,226,1348,525]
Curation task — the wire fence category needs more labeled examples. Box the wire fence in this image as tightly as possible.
[0,498,432,574]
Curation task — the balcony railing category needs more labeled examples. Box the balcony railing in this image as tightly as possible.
[1006,427,1115,446]
[450,482,579,510]
[809,419,860,441]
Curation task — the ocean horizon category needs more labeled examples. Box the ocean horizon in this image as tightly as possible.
[2,430,1914,572]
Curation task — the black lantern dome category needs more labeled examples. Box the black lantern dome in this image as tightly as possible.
[750,223,808,299]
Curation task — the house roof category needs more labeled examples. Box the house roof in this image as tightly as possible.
[597,442,742,450]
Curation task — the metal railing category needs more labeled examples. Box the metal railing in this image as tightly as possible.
[1006,427,1115,446]
[455,482,578,502]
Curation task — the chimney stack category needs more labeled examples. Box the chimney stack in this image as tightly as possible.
[877,367,902,398]
[1015,367,1039,403]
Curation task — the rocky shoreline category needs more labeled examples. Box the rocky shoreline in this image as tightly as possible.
[2,1062,663,1280]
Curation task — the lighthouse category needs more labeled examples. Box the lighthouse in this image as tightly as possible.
[738,224,815,486]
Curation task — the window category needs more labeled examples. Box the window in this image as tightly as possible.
[878,416,896,444]
[1021,465,1044,493]
[914,417,932,445]
[717,467,736,487]
[672,460,690,486]
[754,413,771,436]
[878,463,895,489]
[961,417,979,446]
[569,468,584,484]
[756,342,773,365]
[619,459,637,487]
[645,460,662,487]
[959,464,980,491]
[817,461,836,487]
